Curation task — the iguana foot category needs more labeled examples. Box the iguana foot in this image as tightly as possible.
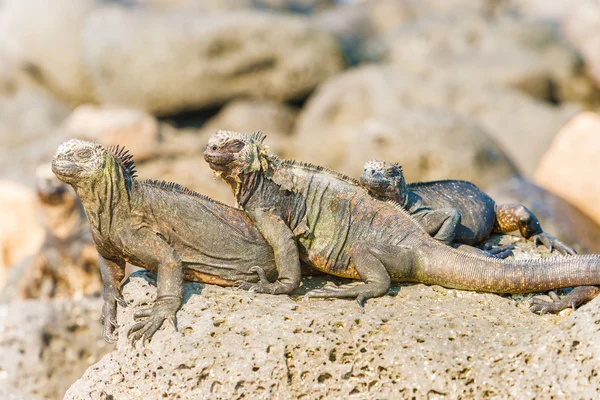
[531,233,576,256]
[101,292,127,343]
[234,266,296,294]
[529,286,600,315]
[127,296,179,345]
[303,282,386,307]
[481,243,514,259]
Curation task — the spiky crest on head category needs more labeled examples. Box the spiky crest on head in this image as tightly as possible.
[107,145,137,178]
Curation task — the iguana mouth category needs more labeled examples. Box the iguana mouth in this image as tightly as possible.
[51,160,77,178]
[203,152,234,171]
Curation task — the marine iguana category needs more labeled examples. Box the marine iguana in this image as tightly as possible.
[18,165,102,299]
[203,130,600,313]
[52,139,278,344]
[359,160,575,256]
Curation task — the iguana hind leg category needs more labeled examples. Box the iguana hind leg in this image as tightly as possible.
[418,208,461,245]
[304,242,415,306]
[454,243,514,259]
[494,204,576,255]
[529,286,600,314]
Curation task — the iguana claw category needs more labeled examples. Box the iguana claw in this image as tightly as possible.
[113,293,127,308]
[234,280,296,295]
[127,297,179,345]
[530,233,576,256]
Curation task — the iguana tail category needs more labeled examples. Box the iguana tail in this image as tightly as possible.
[422,246,600,294]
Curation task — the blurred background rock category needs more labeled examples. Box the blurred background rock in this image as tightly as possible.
[2,0,600,398]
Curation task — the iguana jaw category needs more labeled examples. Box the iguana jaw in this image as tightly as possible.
[51,159,81,184]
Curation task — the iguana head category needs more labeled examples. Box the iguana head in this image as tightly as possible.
[52,139,136,186]
[359,160,407,199]
[204,130,272,182]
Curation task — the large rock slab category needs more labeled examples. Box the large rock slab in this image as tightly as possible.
[295,65,578,177]
[0,297,114,400]
[534,112,600,227]
[81,7,343,115]
[66,240,600,399]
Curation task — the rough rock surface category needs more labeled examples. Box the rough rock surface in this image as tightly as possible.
[295,65,578,177]
[535,112,600,227]
[488,177,600,254]
[0,297,114,400]
[81,7,343,114]
[66,237,600,399]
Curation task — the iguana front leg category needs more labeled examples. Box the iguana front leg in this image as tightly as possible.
[235,208,301,295]
[99,255,126,343]
[494,204,576,255]
[123,231,183,344]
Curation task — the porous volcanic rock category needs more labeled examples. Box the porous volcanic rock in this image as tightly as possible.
[66,237,600,399]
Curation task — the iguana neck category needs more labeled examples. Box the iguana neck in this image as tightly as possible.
[396,177,409,208]
[74,159,133,236]
[232,154,279,209]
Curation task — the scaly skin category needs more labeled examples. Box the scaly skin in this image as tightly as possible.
[359,160,575,256]
[204,130,600,311]
[52,139,277,344]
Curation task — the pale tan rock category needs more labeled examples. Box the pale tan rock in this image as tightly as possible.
[294,65,578,178]
[0,0,97,103]
[534,112,600,226]
[563,0,600,90]
[200,99,298,157]
[0,297,113,399]
[82,7,343,114]
[0,181,45,289]
[63,105,159,161]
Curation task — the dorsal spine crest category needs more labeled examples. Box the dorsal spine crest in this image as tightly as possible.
[107,145,138,178]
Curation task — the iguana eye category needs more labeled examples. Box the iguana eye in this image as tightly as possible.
[76,149,92,160]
